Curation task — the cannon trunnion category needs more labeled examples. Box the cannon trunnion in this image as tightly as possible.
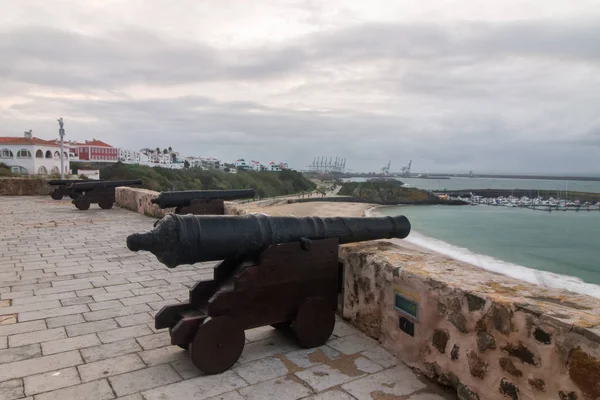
[69,179,142,210]
[127,213,411,375]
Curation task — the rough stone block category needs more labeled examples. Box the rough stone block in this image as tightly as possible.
[24,367,81,396]
[233,356,290,384]
[109,364,181,397]
[80,338,142,363]
[476,331,496,352]
[568,347,600,399]
[116,313,153,328]
[302,390,355,400]
[327,334,378,355]
[34,379,114,400]
[46,313,85,328]
[135,331,170,350]
[19,304,89,322]
[0,350,82,381]
[432,329,449,354]
[78,353,146,382]
[138,345,188,366]
[499,357,523,377]
[0,320,46,337]
[239,375,311,400]
[97,324,152,344]
[499,378,519,400]
[237,336,298,364]
[83,304,151,322]
[41,333,100,355]
[501,342,540,366]
[0,379,24,400]
[8,327,66,347]
[0,343,42,364]
[361,345,398,368]
[467,350,488,379]
[142,370,247,400]
[341,365,426,399]
[66,319,118,337]
[296,356,382,392]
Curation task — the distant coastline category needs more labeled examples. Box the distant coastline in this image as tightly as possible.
[404,173,600,182]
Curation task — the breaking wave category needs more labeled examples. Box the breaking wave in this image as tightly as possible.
[367,208,600,299]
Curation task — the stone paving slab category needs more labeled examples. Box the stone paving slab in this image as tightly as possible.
[0,197,455,400]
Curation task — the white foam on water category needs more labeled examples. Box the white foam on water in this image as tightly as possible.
[366,207,600,299]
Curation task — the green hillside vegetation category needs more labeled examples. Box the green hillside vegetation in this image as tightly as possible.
[77,162,316,198]
[339,181,463,204]
[0,163,12,177]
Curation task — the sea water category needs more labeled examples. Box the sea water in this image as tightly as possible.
[345,176,600,194]
[375,204,600,298]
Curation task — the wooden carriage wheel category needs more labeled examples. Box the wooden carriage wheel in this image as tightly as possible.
[99,201,113,209]
[292,297,335,348]
[74,196,90,210]
[189,316,245,374]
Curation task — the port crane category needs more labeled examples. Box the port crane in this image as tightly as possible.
[401,160,412,177]
[381,161,391,175]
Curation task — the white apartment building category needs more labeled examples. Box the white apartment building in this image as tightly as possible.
[119,149,149,164]
[234,159,250,170]
[0,131,70,175]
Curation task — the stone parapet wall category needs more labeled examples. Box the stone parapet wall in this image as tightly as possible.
[0,177,51,195]
[115,187,172,218]
[114,189,600,399]
[339,241,600,400]
[115,186,243,218]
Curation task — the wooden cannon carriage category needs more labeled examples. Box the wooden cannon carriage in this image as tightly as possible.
[127,213,411,374]
[70,179,142,210]
[151,189,255,215]
[48,179,103,200]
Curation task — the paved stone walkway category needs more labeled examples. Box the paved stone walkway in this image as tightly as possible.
[0,197,454,400]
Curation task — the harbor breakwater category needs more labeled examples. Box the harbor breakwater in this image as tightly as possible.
[115,186,600,400]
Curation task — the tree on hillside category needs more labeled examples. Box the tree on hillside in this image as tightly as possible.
[184,160,190,169]
[163,149,168,154]
[168,147,172,152]
[155,147,160,154]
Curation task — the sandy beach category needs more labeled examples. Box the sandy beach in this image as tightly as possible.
[244,201,375,218]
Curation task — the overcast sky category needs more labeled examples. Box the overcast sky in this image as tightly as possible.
[1,0,599,174]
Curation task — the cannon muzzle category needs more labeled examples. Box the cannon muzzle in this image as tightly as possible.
[150,189,255,209]
[127,213,410,268]
[69,179,142,192]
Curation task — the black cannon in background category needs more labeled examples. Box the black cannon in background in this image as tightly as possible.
[48,179,104,200]
[151,189,256,215]
[70,179,142,210]
[127,213,411,374]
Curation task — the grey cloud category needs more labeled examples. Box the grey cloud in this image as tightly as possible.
[2,15,600,173]
[2,18,600,90]
[5,93,599,174]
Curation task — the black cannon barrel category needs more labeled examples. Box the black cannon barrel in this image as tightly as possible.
[127,213,411,268]
[70,179,142,192]
[48,179,104,186]
[151,189,256,209]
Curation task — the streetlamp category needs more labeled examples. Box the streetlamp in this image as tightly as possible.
[57,118,65,179]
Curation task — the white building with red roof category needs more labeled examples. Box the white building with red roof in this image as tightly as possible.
[0,131,70,175]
